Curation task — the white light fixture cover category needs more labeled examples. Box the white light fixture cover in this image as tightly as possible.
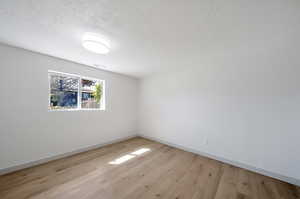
[82,32,110,54]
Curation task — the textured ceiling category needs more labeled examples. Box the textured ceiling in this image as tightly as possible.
[0,0,299,78]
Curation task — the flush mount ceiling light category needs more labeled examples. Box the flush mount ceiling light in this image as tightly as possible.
[82,32,110,54]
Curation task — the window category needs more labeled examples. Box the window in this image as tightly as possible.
[81,78,102,109]
[48,71,105,111]
[49,72,79,110]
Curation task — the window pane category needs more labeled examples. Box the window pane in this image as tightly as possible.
[49,74,79,110]
[81,78,102,109]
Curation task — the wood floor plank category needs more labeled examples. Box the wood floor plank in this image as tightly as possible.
[0,137,298,199]
[163,156,208,199]
[32,140,166,199]
[48,145,176,199]
[122,149,196,199]
[236,169,253,199]
[214,164,239,199]
[135,152,197,199]
[0,138,144,190]
[0,138,154,199]
[191,158,224,199]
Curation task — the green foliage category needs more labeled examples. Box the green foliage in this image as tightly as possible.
[92,83,102,103]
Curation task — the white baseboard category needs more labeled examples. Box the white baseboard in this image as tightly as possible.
[138,134,300,187]
[0,134,137,175]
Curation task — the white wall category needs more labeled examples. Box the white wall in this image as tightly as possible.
[0,44,138,170]
[139,55,300,183]
[1,41,299,186]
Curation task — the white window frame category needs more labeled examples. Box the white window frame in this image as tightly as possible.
[48,70,105,111]
[80,75,105,111]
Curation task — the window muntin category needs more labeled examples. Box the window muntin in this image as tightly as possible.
[48,71,105,111]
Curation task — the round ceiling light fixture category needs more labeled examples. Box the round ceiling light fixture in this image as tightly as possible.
[82,32,110,54]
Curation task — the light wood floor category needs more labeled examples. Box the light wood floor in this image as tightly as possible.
[0,137,299,199]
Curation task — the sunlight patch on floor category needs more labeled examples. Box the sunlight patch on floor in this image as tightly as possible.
[109,148,151,165]
[131,148,151,155]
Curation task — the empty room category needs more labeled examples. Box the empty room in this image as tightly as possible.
[0,0,299,198]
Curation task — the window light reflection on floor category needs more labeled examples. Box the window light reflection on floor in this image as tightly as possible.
[131,148,151,155]
[109,148,151,165]
[109,155,135,165]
